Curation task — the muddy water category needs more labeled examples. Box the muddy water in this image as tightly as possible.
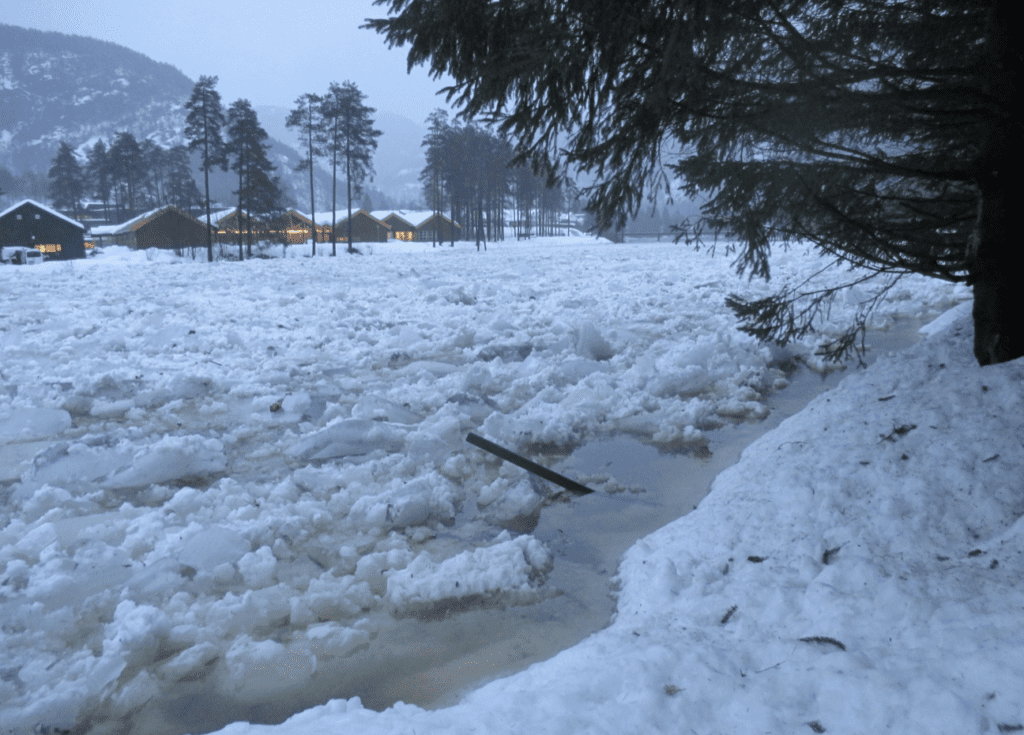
[366,319,933,711]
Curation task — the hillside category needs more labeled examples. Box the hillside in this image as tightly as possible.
[0,24,421,209]
[0,24,192,173]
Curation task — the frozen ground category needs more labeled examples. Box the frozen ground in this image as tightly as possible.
[0,236,977,734]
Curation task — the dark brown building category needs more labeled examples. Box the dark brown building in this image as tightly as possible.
[0,199,86,259]
[333,210,390,243]
[414,212,461,243]
[269,210,331,245]
[370,210,462,243]
[90,206,210,250]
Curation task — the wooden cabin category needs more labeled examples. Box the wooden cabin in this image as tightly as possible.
[0,199,86,260]
[370,210,462,243]
[211,208,265,243]
[414,212,461,243]
[333,210,390,243]
[90,205,210,250]
[269,210,331,245]
[373,212,417,241]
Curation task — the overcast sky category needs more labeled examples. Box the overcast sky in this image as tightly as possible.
[7,0,454,124]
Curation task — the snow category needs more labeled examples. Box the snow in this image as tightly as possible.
[2,235,1010,735]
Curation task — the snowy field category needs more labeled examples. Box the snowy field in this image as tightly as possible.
[0,236,987,734]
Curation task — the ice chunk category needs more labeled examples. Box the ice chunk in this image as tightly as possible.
[238,546,278,588]
[178,526,251,571]
[31,441,135,486]
[476,344,533,362]
[351,395,425,424]
[287,418,406,461]
[103,434,226,488]
[0,407,71,443]
[478,475,544,532]
[0,440,48,482]
[387,532,553,616]
[224,635,317,700]
[576,321,615,361]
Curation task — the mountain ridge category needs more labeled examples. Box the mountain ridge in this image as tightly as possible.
[0,23,424,208]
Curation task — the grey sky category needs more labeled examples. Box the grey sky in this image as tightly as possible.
[7,0,453,124]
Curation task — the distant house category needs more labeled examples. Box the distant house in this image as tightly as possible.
[0,199,86,260]
[332,210,390,243]
[373,211,417,241]
[90,205,210,250]
[211,208,263,243]
[269,210,331,245]
[372,210,462,243]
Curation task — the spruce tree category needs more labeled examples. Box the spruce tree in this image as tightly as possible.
[108,132,145,220]
[86,140,112,224]
[227,100,280,259]
[165,145,202,216]
[47,141,84,218]
[369,0,1024,365]
[420,109,451,247]
[286,93,325,255]
[184,75,228,262]
[320,82,382,254]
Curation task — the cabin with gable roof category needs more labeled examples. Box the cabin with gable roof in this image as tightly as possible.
[0,199,86,260]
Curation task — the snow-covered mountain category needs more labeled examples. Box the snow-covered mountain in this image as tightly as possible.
[0,23,423,210]
[0,24,192,173]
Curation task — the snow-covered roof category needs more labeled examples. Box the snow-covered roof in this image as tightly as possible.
[210,208,254,224]
[371,210,459,227]
[0,199,85,230]
[301,209,389,228]
[88,206,206,236]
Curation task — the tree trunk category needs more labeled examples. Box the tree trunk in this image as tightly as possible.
[971,0,1024,365]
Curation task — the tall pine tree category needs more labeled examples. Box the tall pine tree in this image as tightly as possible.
[108,132,145,221]
[86,140,112,224]
[321,82,382,254]
[287,93,325,255]
[184,75,228,262]
[47,141,84,218]
[226,100,281,259]
[165,145,202,216]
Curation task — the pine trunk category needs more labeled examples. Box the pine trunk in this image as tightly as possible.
[971,1,1024,365]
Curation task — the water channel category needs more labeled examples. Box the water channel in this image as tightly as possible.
[136,319,934,734]
[336,318,934,713]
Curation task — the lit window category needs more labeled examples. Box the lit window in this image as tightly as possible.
[34,214,41,220]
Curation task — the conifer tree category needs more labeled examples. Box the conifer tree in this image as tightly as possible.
[226,99,279,260]
[287,93,325,255]
[85,140,112,224]
[108,132,145,220]
[320,82,382,254]
[420,109,451,248]
[165,145,202,215]
[185,75,228,262]
[47,141,84,218]
[369,0,1024,365]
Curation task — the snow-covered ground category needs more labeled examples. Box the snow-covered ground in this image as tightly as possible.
[0,236,992,734]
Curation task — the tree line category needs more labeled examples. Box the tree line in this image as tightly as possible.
[46,135,203,223]
[420,110,577,249]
